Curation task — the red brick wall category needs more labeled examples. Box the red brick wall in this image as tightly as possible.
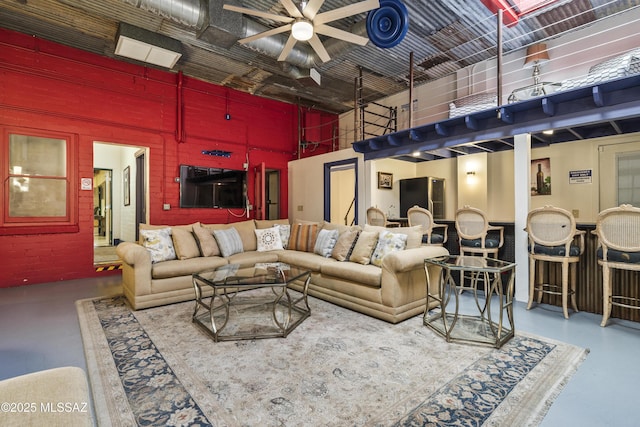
[0,28,337,287]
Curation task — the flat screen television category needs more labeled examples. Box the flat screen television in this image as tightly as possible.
[179,165,247,209]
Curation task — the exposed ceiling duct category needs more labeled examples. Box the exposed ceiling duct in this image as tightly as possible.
[118,0,366,71]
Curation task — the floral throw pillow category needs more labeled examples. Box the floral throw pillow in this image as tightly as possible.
[275,224,291,249]
[370,231,408,267]
[140,227,176,263]
[255,227,284,252]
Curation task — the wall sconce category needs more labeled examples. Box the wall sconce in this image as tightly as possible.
[466,170,477,185]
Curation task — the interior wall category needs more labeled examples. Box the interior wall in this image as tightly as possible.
[288,150,365,224]
[0,28,335,288]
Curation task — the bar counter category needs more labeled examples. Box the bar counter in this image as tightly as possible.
[437,221,640,323]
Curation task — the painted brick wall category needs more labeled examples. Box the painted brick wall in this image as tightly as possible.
[0,29,337,287]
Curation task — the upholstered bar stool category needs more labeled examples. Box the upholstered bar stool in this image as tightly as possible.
[525,205,585,319]
[593,204,640,327]
[455,206,504,292]
[407,205,448,245]
[455,205,504,258]
[366,206,400,227]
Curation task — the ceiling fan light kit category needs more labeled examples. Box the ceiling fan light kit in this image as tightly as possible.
[224,0,384,64]
[291,19,314,41]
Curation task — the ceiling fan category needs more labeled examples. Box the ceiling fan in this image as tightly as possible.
[223,0,380,63]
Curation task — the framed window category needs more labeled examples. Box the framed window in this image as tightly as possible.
[1,128,78,234]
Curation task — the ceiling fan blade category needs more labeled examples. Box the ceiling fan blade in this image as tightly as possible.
[314,24,370,46]
[307,34,331,63]
[277,34,299,61]
[313,0,380,25]
[223,4,294,23]
[314,0,380,25]
[239,24,292,44]
[279,0,303,18]
[302,0,325,19]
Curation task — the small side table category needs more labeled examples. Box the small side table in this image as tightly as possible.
[508,82,561,103]
[424,255,516,348]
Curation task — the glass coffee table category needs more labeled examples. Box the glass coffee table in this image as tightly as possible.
[192,262,311,342]
[424,255,516,348]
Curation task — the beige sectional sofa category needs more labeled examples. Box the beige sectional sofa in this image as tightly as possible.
[116,219,449,323]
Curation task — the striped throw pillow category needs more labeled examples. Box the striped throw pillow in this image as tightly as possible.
[288,223,319,252]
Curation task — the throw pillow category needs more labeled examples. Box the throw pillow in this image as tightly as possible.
[314,229,339,257]
[331,229,359,261]
[212,227,244,257]
[171,227,201,260]
[348,231,379,265]
[255,227,284,252]
[140,227,176,263]
[363,224,423,249]
[370,231,408,267]
[192,223,220,257]
[288,223,318,252]
[275,224,291,249]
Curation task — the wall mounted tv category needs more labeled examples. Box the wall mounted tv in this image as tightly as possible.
[179,165,247,209]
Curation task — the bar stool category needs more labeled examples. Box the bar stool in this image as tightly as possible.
[525,205,585,319]
[593,204,640,327]
[455,205,504,258]
[455,206,504,292]
[407,205,448,245]
[366,206,400,227]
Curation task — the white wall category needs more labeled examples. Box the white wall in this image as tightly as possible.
[288,150,365,223]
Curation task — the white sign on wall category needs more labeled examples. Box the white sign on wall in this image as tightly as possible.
[81,178,93,190]
[569,169,592,184]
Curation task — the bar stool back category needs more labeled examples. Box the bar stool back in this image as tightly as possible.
[525,205,585,319]
[593,204,640,326]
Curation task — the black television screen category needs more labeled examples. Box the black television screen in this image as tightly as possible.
[179,165,247,208]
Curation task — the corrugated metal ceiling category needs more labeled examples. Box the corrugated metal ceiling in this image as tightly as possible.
[0,0,637,113]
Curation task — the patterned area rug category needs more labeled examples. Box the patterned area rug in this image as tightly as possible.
[77,293,588,426]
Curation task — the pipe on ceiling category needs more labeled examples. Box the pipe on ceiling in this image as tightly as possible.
[119,0,366,70]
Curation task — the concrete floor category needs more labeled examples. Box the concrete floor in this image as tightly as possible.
[0,275,638,426]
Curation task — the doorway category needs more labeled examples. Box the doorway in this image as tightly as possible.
[93,168,112,247]
[324,159,358,225]
[266,170,280,220]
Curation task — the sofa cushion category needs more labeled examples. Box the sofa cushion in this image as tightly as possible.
[370,230,408,267]
[331,229,359,261]
[213,228,244,257]
[140,227,176,263]
[314,228,339,257]
[255,219,290,229]
[204,219,257,251]
[277,249,337,271]
[320,261,382,287]
[171,227,201,260]
[192,223,220,257]
[227,250,280,266]
[363,224,423,249]
[151,256,227,279]
[255,226,284,251]
[349,230,379,265]
[288,222,319,252]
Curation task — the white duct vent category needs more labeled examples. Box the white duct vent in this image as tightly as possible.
[115,23,182,69]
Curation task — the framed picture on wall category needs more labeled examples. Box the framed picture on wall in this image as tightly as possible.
[531,158,551,196]
[123,166,130,206]
[378,172,393,189]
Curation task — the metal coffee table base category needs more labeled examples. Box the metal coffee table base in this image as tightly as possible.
[192,274,311,342]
